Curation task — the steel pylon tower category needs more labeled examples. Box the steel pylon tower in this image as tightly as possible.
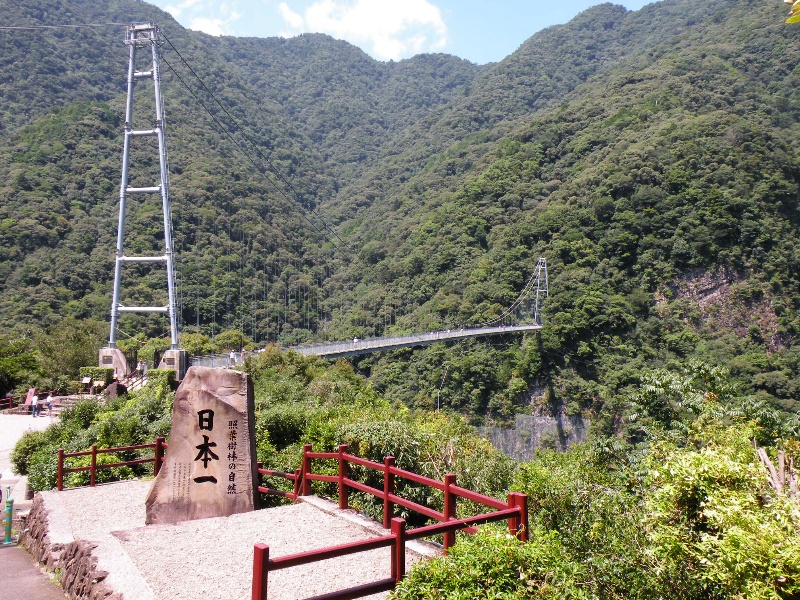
[532,258,548,326]
[108,23,179,350]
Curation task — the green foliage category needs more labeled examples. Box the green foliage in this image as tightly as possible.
[64,452,135,488]
[2,0,800,430]
[214,329,253,351]
[10,429,48,476]
[644,424,800,599]
[178,332,216,357]
[0,335,39,396]
[512,447,653,598]
[34,318,106,380]
[391,528,590,600]
[15,386,174,492]
[145,369,177,390]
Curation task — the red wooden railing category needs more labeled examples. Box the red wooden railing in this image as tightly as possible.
[56,437,168,491]
[256,464,301,501]
[253,443,529,600]
[0,394,24,410]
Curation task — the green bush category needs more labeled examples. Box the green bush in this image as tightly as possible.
[27,447,58,492]
[10,430,49,475]
[644,423,800,599]
[59,398,101,429]
[146,369,176,390]
[391,528,590,600]
[64,452,135,488]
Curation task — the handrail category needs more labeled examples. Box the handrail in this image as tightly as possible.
[298,443,528,548]
[257,464,301,501]
[56,437,167,491]
[252,450,530,600]
[0,394,23,410]
[252,518,407,600]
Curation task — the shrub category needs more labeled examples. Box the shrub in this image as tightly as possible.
[27,447,58,492]
[10,430,49,475]
[64,452,135,488]
[391,528,590,600]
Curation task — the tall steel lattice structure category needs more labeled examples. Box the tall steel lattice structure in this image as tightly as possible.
[108,23,179,351]
[532,257,548,326]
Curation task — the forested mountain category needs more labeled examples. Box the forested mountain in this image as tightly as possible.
[1,0,799,428]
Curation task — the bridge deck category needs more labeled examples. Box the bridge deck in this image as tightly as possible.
[293,324,542,358]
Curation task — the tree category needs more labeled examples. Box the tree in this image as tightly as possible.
[33,318,106,381]
[0,335,39,396]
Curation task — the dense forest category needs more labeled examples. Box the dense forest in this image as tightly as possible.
[2,0,800,432]
[5,1,800,596]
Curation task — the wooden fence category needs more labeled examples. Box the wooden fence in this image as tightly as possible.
[56,437,167,491]
[253,443,528,600]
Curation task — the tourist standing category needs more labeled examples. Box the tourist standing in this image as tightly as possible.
[31,393,40,417]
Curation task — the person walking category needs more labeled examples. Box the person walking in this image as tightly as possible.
[31,393,40,417]
[46,391,54,416]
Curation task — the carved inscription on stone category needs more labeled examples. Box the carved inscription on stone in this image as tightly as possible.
[145,367,258,524]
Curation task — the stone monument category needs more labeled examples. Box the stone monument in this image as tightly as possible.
[145,366,259,524]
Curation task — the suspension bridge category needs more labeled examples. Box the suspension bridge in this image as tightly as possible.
[188,257,548,367]
[78,22,550,374]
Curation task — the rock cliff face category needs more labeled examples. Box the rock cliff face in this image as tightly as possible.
[657,267,784,350]
[478,414,590,460]
[20,494,121,600]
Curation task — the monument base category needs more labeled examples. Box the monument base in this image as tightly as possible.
[158,349,188,381]
[98,347,129,381]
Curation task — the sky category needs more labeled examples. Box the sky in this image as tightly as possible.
[146,0,658,65]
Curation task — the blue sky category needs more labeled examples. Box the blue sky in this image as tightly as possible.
[147,0,659,64]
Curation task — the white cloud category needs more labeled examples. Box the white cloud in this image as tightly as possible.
[189,16,230,35]
[160,0,241,36]
[277,0,448,61]
[163,0,205,19]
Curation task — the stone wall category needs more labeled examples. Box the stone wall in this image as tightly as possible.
[478,413,590,461]
[19,494,121,600]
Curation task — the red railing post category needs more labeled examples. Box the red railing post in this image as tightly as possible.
[90,444,97,487]
[383,456,395,529]
[301,444,312,496]
[510,493,528,541]
[252,543,269,600]
[443,473,457,551]
[292,468,301,500]
[57,448,64,491]
[338,444,349,510]
[391,517,406,582]
[154,437,165,476]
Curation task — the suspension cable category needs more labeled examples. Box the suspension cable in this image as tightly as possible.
[160,34,353,255]
[0,23,128,31]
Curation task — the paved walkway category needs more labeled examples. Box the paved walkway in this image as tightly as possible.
[0,545,66,600]
[0,413,63,600]
[1,413,57,510]
[40,481,437,600]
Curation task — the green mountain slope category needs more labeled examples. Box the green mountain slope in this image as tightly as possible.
[1,0,799,426]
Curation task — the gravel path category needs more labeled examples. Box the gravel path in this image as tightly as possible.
[42,480,436,600]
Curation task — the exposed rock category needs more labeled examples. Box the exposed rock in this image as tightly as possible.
[19,494,121,599]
